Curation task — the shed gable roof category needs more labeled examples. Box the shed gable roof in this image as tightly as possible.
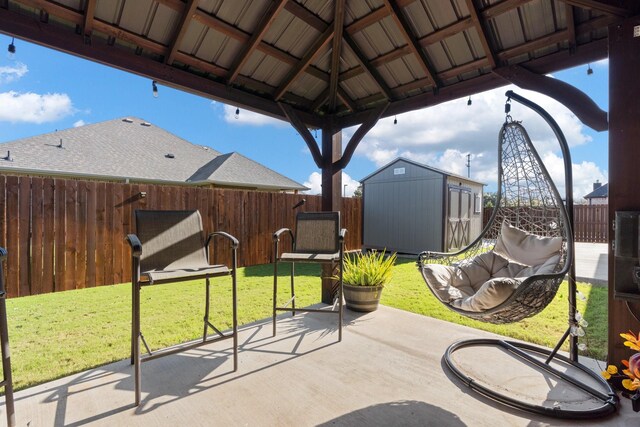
[360,156,484,185]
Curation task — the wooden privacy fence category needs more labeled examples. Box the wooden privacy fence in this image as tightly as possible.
[483,205,608,243]
[573,205,608,243]
[0,175,362,298]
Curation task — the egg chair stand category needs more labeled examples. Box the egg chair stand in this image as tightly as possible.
[417,91,617,418]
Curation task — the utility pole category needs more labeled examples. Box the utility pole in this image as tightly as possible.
[466,153,471,178]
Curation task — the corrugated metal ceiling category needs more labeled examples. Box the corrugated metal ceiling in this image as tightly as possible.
[0,0,625,127]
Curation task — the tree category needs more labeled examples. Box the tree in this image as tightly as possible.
[353,185,363,198]
[483,192,497,208]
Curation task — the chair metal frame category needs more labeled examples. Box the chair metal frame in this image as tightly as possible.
[0,248,15,427]
[126,210,238,406]
[272,212,346,341]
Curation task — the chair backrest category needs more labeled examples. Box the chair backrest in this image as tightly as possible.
[294,212,340,254]
[483,121,570,274]
[135,210,208,272]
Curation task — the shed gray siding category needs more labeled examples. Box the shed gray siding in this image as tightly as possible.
[363,159,444,254]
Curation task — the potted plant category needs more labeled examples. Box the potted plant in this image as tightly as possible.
[340,250,397,312]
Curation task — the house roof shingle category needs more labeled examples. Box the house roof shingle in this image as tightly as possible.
[584,183,608,199]
[0,117,306,191]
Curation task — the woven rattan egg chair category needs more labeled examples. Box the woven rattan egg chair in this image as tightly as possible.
[417,91,617,419]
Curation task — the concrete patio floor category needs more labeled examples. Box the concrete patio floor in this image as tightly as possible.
[574,242,608,286]
[5,305,635,427]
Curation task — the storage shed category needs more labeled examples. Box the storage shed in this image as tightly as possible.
[361,158,484,254]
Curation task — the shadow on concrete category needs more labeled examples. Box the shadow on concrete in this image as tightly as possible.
[317,400,467,427]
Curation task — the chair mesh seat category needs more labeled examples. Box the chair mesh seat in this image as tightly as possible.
[141,265,229,284]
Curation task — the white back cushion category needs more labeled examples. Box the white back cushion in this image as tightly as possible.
[494,221,562,267]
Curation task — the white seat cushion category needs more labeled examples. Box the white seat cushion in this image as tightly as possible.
[422,222,563,312]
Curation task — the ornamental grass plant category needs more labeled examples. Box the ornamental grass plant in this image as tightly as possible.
[341,250,397,287]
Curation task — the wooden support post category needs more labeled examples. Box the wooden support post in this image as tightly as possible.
[607,15,640,365]
[321,127,342,304]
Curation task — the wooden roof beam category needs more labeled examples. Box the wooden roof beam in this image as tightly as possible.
[334,103,389,170]
[227,0,288,84]
[494,65,607,131]
[284,1,326,31]
[328,0,346,112]
[345,7,388,35]
[311,88,330,112]
[419,17,475,46]
[280,103,324,168]
[274,26,333,101]
[82,0,96,41]
[383,0,439,87]
[165,0,199,65]
[465,0,497,68]
[0,6,326,128]
[497,29,569,61]
[344,34,394,100]
[338,36,608,130]
[481,0,535,20]
[337,87,358,112]
[192,9,331,83]
[560,0,633,17]
[566,4,577,51]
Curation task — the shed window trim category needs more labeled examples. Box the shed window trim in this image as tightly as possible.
[474,193,482,214]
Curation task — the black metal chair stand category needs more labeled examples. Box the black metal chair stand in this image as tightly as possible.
[273,212,346,341]
[0,249,15,426]
[126,210,238,406]
[445,339,617,418]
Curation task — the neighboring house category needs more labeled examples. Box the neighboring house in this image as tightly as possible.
[0,117,307,192]
[584,181,608,205]
[360,157,484,254]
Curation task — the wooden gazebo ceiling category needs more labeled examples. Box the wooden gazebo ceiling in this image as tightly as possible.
[0,0,637,129]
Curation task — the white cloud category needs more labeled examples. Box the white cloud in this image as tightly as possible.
[303,171,360,197]
[0,63,28,84]
[541,152,608,202]
[0,91,73,123]
[73,120,86,127]
[221,104,288,127]
[346,83,600,196]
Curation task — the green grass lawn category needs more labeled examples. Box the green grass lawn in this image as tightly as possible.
[6,258,607,391]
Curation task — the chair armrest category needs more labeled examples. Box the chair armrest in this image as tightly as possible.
[339,228,347,241]
[207,231,239,249]
[273,228,293,242]
[125,234,142,258]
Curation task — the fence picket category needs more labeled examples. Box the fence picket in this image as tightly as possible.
[18,177,31,297]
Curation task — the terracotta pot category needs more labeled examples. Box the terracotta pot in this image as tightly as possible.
[343,283,384,312]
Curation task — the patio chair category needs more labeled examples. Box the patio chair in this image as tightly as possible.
[417,91,617,418]
[0,248,15,427]
[126,210,238,406]
[273,212,346,341]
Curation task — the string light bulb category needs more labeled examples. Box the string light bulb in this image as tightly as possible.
[235,107,240,119]
[393,116,397,125]
[152,80,158,98]
[467,96,472,106]
[587,64,593,75]
[7,38,15,59]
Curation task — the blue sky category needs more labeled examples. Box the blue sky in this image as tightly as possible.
[0,38,608,199]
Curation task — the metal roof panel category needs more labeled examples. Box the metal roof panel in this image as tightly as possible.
[119,0,155,35]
